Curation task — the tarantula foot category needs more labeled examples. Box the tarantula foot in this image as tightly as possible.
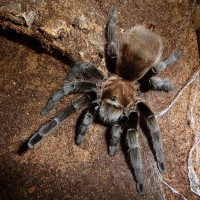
[28,132,42,149]
[41,90,64,115]
[174,49,183,59]
[108,146,117,156]
[150,77,174,92]
[41,102,54,116]
[136,182,144,195]
[157,162,165,173]
[75,135,84,145]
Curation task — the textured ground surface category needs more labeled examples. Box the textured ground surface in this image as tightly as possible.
[1,0,200,200]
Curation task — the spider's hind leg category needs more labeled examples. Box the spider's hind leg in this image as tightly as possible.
[138,49,183,93]
[105,6,118,73]
[106,6,117,59]
[153,49,183,73]
[140,76,174,92]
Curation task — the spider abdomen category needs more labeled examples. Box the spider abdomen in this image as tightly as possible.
[116,25,163,81]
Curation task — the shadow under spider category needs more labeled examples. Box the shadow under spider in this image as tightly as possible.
[17,140,29,155]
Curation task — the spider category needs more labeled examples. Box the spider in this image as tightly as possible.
[27,6,182,195]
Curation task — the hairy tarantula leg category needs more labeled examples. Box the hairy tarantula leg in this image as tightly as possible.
[108,115,127,156]
[41,81,97,115]
[66,63,104,82]
[138,49,183,93]
[149,77,174,91]
[28,94,94,148]
[107,6,117,59]
[75,102,100,145]
[137,102,165,173]
[139,76,174,93]
[153,49,183,73]
[126,111,144,195]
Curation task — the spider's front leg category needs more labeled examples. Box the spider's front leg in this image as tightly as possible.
[126,110,144,195]
[137,101,165,173]
[138,49,183,93]
[41,81,97,115]
[108,115,127,156]
[66,62,104,82]
[28,94,95,148]
[75,101,100,145]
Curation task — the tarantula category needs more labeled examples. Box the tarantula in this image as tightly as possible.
[27,6,182,195]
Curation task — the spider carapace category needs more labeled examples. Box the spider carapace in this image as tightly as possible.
[27,6,183,195]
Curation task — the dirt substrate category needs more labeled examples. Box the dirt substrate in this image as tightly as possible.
[0,0,200,200]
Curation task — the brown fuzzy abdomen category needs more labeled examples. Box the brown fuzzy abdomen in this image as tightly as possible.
[116,26,163,81]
